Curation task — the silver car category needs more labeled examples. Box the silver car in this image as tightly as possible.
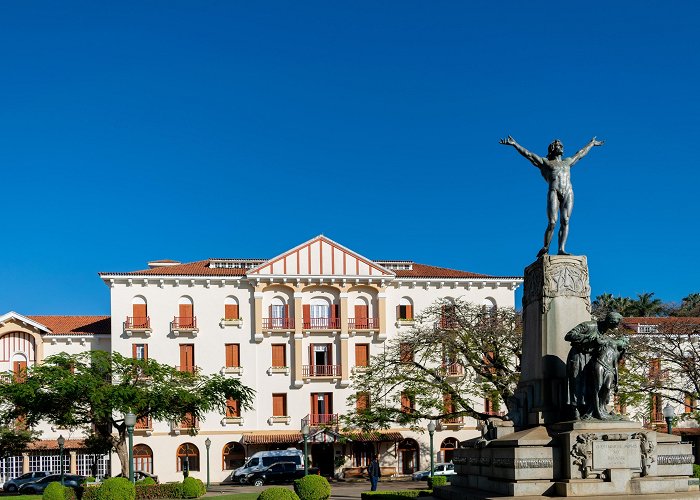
[411,462,455,481]
[3,471,51,492]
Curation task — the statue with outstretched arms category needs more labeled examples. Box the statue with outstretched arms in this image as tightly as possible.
[499,136,604,257]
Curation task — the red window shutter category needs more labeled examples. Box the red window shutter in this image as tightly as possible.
[332,304,339,323]
[406,305,412,320]
[225,345,233,367]
[355,344,368,367]
[269,305,272,318]
[226,397,240,418]
[309,343,315,375]
[225,304,238,319]
[273,394,286,416]
[133,303,147,318]
[179,304,193,319]
[284,304,289,318]
[132,344,137,359]
[272,345,285,367]
[357,392,369,411]
[144,344,148,360]
[311,393,318,416]
[303,305,310,323]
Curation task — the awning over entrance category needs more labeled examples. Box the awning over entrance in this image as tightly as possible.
[341,431,404,442]
[242,433,301,445]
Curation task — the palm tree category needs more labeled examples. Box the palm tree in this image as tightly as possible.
[609,296,635,317]
[678,293,700,316]
[630,292,664,317]
[592,293,615,318]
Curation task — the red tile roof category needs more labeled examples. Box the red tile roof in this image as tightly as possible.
[27,439,86,450]
[623,317,700,326]
[242,430,404,444]
[102,260,519,280]
[27,316,111,336]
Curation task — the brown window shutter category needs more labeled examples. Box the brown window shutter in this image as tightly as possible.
[311,393,318,415]
[144,344,148,360]
[284,304,289,318]
[133,303,147,318]
[272,345,285,367]
[233,344,240,367]
[179,303,193,319]
[406,305,412,320]
[180,345,187,369]
[273,394,286,416]
[132,344,137,359]
[227,397,239,418]
[356,392,369,411]
[225,304,238,319]
[355,344,368,367]
[303,305,310,324]
[309,343,315,375]
[269,305,272,318]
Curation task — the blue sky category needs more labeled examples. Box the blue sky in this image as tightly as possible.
[1,1,698,314]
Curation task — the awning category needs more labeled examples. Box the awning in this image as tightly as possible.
[27,439,86,451]
[242,433,301,445]
[242,430,404,445]
[343,431,404,442]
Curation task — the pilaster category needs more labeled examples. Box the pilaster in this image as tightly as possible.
[377,292,388,341]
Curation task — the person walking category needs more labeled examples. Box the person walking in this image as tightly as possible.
[367,454,381,491]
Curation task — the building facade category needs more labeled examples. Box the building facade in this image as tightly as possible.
[1,236,522,484]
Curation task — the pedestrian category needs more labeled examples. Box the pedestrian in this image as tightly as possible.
[367,454,381,491]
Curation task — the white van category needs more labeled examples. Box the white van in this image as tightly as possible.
[230,449,304,483]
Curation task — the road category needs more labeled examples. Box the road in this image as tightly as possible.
[205,478,430,498]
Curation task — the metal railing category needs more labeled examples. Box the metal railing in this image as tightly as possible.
[262,317,295,329]
[302,413,339,428]
[302,364,341,377]
[348,317,379,329]
[175,365,199,374]
[172,316,197,329]
[302,318,340,329]
[442,363,464,376]
[124,316,150,329]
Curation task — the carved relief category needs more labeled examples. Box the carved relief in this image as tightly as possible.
[657,454,694,465]
[522,256,591,313]
[631,432,655,476]
[571,433,598,479]
[493,457,553,469]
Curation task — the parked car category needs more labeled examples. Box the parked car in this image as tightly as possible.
[116,470,159,483]
[230,448,304,483]
[3,471,52,492]
[411,462,456,481]
[18,474,85,494]
[245,461,319,486]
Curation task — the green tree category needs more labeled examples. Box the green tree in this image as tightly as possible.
[630,292,664,317]
[673,293,700,317]
[592,293,615,318]
[0,351,254,476]
[0,426,38,459]
[345,300,521,429]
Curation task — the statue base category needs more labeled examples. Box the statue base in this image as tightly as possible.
[435,420,697,498]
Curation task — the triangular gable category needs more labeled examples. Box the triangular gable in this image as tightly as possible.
[247,235,394,278]
[299,428,348,444]
[0,311,53,334]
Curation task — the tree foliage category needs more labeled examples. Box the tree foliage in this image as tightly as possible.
[0,351,254,475]
[345,300,521,430]
[0,425,38,458]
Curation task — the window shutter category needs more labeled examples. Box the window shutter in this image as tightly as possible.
[132,344,137,359]
[327,392,333,414]
[273,394,286,416]
[311,393,318,416]
[179,303,193,319]
[303,305,311,328]
[133,303,147,319]
[233,345,240,367]
[269,305,272,318]
[328,343,333,367]
[144,344,148,360]
[406,305,412,320]
[396,305,401,319]
[355,344,369,367]
[225,304,238,320]
[272,345,285,367]
[309,343,315,375]
[284,304,289,318]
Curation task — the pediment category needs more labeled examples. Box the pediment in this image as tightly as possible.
[247,235,394,278]
[0,311,52,335]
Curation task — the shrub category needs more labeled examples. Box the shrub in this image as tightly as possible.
[83,476,96,484]
[294,475,331,500]
[360,491,431,500]
[181,477,202,498]
[96,477,136,500]
[43,482,68,500]
[194,478,206,496]
[134,483,184,499]
[80,485,100,500]
[694,464,700,479]
[258,486,301,500]
[427,475,447,488]
[135,476,156,486]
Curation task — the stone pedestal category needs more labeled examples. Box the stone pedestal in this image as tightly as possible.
[515,255,592,426]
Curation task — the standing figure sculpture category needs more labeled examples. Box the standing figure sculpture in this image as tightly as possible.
[592,335,629,420]
[499,136,604,257]
[564,312,623,420]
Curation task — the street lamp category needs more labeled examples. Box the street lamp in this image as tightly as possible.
[301,424,310,476]
[662,403,676,435]
[57,435,65,486]
[427,421,436,478]
[124,412,137,483]
[205,438,211,488]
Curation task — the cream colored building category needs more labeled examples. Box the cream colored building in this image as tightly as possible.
[1,235,522,484]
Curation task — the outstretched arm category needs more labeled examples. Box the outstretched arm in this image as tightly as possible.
[499,135,544,167]
[570,137,604,166]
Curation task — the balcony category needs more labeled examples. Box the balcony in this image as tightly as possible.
[442,363,464,377]
[171,316,198,336]
[175,365,200,374]
[302,364,341,377]
[135,416,153,435]
[437,317,459,330]
[348,317,379,330]
[124,316,151,337]
[262,317,295,330]
[301,413,339,429]
[303,318,340,330]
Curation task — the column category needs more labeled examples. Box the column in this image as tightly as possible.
[293,292,304,387]
[22,452,28,473]
[254,287,264,342]
[69,451,77,474]
[339,292,350,385]
[377,291,388,341]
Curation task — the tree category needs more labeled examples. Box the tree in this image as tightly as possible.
[345,300,521,430]
[629,292,664,317]
[672,293,700,317]
[0,351,254,475]
[618,318,700,424]
[0,426,38,459]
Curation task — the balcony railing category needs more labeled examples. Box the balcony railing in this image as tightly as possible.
[172,316,197,329]
[303,318,340,330]
[175,365,199,374]
[438,317,459,329]
[349,317,379,330]
[124,316,150,330]
[441,416,464,424]
[302,413,339,428]
[136,416,152,430]
[302,364,341,377]
[442,363,464,376]
[262,317,295,329]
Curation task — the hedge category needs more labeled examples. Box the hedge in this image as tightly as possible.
[360,491,432,500]
[293,475,331,500]
[694,464,700,479]
[258,486,301,500]
[96,477,136,500]
[427,475,448,488]
[42,482,72,500]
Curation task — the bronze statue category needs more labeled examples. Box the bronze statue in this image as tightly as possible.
[499,136,604,257]
[564,312,623,420]
[591,335,629,419]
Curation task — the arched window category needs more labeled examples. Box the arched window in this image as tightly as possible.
[131,297,148,328]
[482,297,497,315]
[398,438,419,474]
[133,444,153,474]
[352,442,374,467]
[439,437,459,463]
[224,296,239,320]
[177,297,195,329]
[440,299,457,329]
[222,442,245,470]
[176,443,200,472]
[270,297,289,328]
[397,297,413,321]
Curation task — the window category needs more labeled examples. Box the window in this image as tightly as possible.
[177,297,195,329]
[397,298,413,320]
[401,392,415,413]
[352,442,374,467]
[303,300,339,329]
[310,393,334,424]
[356,392,370,411]
[649,358,661,381]
[176,443,200,472]
[399,343,413,363]
[355,344,370,367]
[440,438,459,463]
[132,297,148,328]
[685,394,695,414]
[440,303,458,329]
[133,444,153,474]
[132,344,148,360]
[179,344,195,372]
[12,360,27,383]
[309,343,333,375]
[272,394,287,417]
[226,397,240,418]
[272,344,286,368]
[222,442,245,470]
[224,297,239,320]
[225,344,240,368]
[651,393,663,422]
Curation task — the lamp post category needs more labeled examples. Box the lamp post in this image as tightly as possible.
[205,438,211,488]
[124,412,137,483]
[301,424,310,476]
[662,403,675,435]
[57,435,65,486]
[427,421,436,478]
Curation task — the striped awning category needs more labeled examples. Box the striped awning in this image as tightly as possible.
[343,431,404,442]
[242,433,302,445]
